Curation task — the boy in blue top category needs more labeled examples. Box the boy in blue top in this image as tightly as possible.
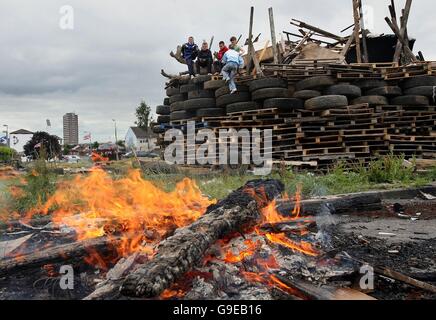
[181,36,199,77]
[221,44,245,94]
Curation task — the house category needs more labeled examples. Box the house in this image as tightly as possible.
[9,129,34,154]
[125,127,155,152]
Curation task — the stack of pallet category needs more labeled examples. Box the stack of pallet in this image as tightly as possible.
[154,70,436,170]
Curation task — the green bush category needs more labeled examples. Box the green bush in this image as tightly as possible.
[0,146,15,162]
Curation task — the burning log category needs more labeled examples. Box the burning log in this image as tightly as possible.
[259,218,316,234]
[120,179,284,298]
[0,236,120,276]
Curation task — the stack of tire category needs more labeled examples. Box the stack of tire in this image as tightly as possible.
[293,76,355,111]
[183,75,224,119]
[166,84,188,123]
[153,98,171,134]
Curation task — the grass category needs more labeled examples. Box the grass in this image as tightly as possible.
[1,154,435,221]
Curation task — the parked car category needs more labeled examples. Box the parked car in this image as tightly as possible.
[124,151,159,159]
[63,155,81,163]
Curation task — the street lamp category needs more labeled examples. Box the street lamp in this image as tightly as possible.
[112,119,119,161]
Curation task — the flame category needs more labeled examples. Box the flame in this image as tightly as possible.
[91,152,109,162]
[23,169,215,265]
[223,239,260,263]
[265,233,318,257]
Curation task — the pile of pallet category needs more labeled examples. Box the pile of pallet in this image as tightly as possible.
[153,70,436,170]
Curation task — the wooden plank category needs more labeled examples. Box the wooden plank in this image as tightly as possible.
[268,7,279,64]
[353,0,362,63]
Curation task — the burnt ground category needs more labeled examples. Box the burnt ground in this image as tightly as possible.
[0,196,435,300]
[326,199,436,300]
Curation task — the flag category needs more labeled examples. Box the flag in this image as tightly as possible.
[83,133,91,141]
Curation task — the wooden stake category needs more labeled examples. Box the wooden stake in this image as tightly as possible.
[359,0,369,63]
[353,0,362,63]
[393,0,412,63]
[268,7,279,64]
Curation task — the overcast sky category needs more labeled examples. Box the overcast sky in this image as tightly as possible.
[0,0,434,143]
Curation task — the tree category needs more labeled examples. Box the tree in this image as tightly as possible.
[135,100,153,131]
[116,140,125,148]
[24,132,62,160]
[0,146,15,162]
[92,141,100,149]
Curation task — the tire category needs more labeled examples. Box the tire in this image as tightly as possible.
[215,85,249,98]
[184,98,216,111]
[193,75,212,84]
[353,79,388,90]
[365,86,402,97]
[263,98,304,110]
[352,95,389,106]
[163,98,170,106]
[251,88,291,101]
[400,75,436,90]
[390,95,430,106]
[249,78,288,92]
[404,86,436,98]
[188,89,215,100]
[324,84,362,99]
[216,92,251,107]
[169,93,187,104]
[166,87,180,96]
[170,101,185,112]
[170,111,188,121]
[204,79,226,90]
[305,95,348,111]
[293,90,321,100]
[226,102,261,114]
[156,105,170,115]
[157,115,170,124]
[196,108,225,117]
[295,76,336,91]
[180,83,200,93]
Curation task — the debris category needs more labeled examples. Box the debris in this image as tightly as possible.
[0,234,34,259]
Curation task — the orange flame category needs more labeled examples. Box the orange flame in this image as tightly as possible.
[91,152,109,163]
[23,169,215,265]
[223,239,260,263]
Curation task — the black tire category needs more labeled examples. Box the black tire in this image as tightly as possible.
[170,101,185,112]
[365,86,402,97]
[216,92,251,107]
[400,75,436,90]
[193,75,212,84]
[305,95,348,111]
[324,84,362,99]
[156,105,170,115]
[295,76,336,91]
[184,98,216,111]
[404,86,436,98]
[163,98,170,106]
[293,90,321,100]
[152,125,165,134]
[353,79,388,90]
[170,111,188,121]
[390,95,429,106]
[157,115,170,124]
[204,79,226,90]
[180,83,201,93]
[215,85,249,98]
[188,89,215,100]
[263,98,304,111]
[196,108,225,117]
[166,87,180,96]
[169,93,187,104]
[226,102,261,114]
[251,88,291,101]
[249,77,288,92]
[352,95,389,106]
